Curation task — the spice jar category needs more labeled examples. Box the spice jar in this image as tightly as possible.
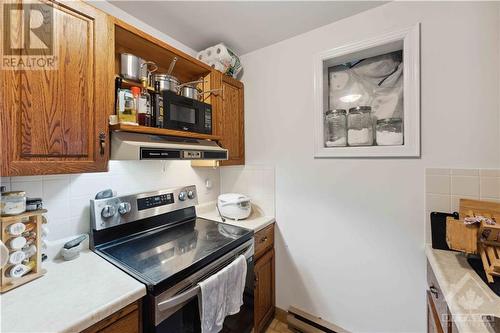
[1,191,26,216]
[347,106,374,146]
[376,118,404,146]
[325,109,347,147]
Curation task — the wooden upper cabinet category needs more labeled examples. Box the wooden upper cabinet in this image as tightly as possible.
[212,71,245,166]
[1,0,113,176]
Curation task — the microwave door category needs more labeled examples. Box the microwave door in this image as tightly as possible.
[169,104,197,131]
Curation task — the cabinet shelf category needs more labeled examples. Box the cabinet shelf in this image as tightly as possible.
[110,124,221,141]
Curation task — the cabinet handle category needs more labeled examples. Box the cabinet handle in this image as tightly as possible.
[260,236,268,243]
[99,132,106,156]
[429,285,439,299]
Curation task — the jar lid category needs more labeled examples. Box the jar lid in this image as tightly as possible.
[27,197,42,203]
[1,191,26,198]
[349,106,371,114]
[376,118,403,125]
[326,109,346,115]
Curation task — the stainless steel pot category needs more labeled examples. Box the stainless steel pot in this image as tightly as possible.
[180,85,201,100]
[154,74,179,92]
[120,53,142,81]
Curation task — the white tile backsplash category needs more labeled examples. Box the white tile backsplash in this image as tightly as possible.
[1,160,221,241]
[425,175,450,194]
[425,168,500,243]
[479,177,500,198]
[451,175,480,196]
[220,165,275,216]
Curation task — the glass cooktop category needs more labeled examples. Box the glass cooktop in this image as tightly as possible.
[97,218,252,286]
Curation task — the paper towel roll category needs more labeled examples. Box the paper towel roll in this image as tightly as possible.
[214,43,233,67]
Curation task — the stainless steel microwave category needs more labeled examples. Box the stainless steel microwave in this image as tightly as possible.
[162,90,212,135]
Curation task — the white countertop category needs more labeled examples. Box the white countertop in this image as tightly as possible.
[1,248,146,333]
[196,201,275,232]
[426,245,500,333]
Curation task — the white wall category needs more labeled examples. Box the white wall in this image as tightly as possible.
[240,2,500,332]
[1,161,219,241]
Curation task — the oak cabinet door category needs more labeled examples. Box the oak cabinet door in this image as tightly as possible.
[1,0,113,176]
[212,72,244,166]
[254,248,275,333]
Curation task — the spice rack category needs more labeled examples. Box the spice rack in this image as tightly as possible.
[1,210,47,293]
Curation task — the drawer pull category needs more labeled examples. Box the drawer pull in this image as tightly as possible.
[429,285,439,299]
[260,236,268,243]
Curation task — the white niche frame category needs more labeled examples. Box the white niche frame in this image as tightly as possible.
[313,23,420,158]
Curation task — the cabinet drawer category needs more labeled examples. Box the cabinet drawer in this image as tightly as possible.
[427,261,450,333]
[254,224,274,259]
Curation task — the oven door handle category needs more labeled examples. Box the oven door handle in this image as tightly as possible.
[158,285,200,312]
[157,243,254,312]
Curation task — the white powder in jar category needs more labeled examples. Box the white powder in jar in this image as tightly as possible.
[326,137,347,147]
[347,128,373,145]
[376,131,403,145]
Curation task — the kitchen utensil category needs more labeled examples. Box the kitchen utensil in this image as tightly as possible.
[167,57,178,75]
[217,194,252,220]
[1,191,26,216]
[140,60,158,86]
[61,234,87,261]
[26,198,42,212]
[95,189,113,200]
[179,85,201,100]
[120,53,142,81]
[154,74,179,92]
[178,79,205,100]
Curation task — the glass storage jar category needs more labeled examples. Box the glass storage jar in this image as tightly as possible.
[376,118,403,146]
[325,109,347,147]
[1,191,26,216]
[347,106,373,146]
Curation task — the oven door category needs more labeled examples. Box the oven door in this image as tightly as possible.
[148,240,254,333]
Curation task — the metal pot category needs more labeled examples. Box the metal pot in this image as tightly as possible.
[154,74,179,92]
[120,53,142,81]
[180,85,201,100]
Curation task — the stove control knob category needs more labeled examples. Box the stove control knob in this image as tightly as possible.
[178,191,187,201]
[101,205,116,219]
[187,190,195,199]
[118,202,131,215]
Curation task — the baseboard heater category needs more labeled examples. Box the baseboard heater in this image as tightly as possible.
[286,306,350,333]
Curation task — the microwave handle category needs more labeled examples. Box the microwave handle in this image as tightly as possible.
[157,244,253,312]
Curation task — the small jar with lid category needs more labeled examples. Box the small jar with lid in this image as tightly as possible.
[325,109,347,147]
[347,106,374,146]
[376,118,404,146]
[1,191,26,216]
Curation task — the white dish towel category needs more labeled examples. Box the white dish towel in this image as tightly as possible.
[198,255,247,333]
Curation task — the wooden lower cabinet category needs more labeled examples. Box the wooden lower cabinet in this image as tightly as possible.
[254,224,276,333]
[81,301,140,333]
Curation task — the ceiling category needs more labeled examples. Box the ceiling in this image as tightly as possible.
[109,1,387,55]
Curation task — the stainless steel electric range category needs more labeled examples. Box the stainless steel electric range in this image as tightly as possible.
[89,185,254,333]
